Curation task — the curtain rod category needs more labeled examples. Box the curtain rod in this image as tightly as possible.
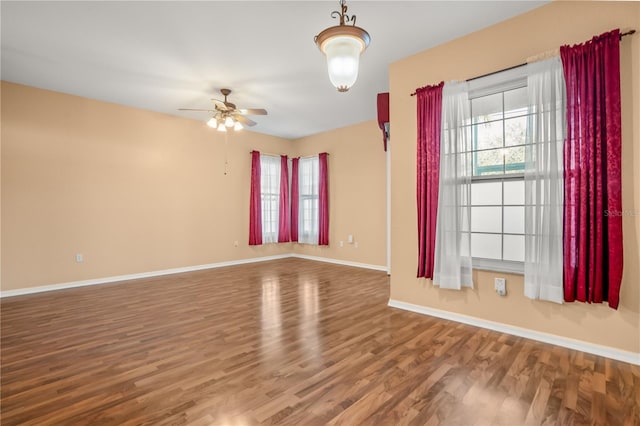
[410,29,636,97]
[250,150,285,157]
[296,153,329,159]
[249,151,329,159]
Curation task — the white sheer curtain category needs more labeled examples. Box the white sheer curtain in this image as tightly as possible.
[524,57,565,303]
[260,154,281,244]
[433,81,473,289]
[298,156,319,244]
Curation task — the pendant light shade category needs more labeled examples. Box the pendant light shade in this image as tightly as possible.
[315,0,370,92]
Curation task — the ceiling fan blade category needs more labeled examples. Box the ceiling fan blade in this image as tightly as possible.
[238,108,268,116]
[178,108,214,112]
[234,115,257,127]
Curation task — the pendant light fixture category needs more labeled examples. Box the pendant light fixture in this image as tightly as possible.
[314,0,370,92]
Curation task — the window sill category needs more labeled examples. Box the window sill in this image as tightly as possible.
[472,258,524,275]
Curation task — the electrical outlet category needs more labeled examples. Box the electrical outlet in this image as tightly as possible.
[234,240,239,247]
[348,234,354,244]
[494,278,506,296]
[354,242,359,249]
[75,253,84,263]
[339,241,344,247]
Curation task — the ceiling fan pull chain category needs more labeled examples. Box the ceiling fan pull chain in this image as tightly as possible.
[223,131,229,175]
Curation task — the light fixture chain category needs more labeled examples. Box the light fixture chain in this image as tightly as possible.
[330,0,356,26]
[224,131,229,175]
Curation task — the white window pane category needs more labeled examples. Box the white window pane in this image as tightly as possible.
[260,154,281,244]
[503,235,525,262]
[504,206,524,234]
[473,120,503,150]
[504,180,524,205]
[475,148,504,176]
[471,206,501,233]
[471,181,502,205]
[471,233,501,259]
[504,146,525,174]
[504,87,528,118]
[504,116,527,146]
[262,194,279,243]
[298,156,319,245]
[299,157,318,196]
[472,93,503,123]
[261,155,281,190]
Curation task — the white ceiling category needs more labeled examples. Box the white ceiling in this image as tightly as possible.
[1,1,545,139]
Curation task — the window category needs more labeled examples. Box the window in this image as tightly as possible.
[468,72,528,272]
[260,154,281,243]
[298,156,319,244]
[251,152,327,246]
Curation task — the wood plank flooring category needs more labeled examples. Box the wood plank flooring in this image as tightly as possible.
[1,258,639,425]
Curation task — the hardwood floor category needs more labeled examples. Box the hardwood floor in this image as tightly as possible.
[1,258,639,425]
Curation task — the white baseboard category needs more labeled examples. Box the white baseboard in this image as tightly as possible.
[0,254,386,298]
[290,254,387,272]
[0,254,291,298]
[388,299,640,366]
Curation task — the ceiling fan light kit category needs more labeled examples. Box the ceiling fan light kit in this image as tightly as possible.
[315,0,370,92]
[179,88,267,131]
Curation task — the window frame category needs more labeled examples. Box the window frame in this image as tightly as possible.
[467,67,528,274]
[469,178,525,273]
[259,154,281,244]
[297,156,319,244]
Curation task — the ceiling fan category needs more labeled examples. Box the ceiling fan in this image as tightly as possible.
[179,88,267,131]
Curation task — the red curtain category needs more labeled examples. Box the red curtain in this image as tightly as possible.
[416,82,444,279]
[278,155,291,242]
[319,153,329,246]
[249,151,262,245]
[561,29,623,309]
[290,158,299,242]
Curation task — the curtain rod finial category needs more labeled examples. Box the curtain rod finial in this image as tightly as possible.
[620,29,636,39]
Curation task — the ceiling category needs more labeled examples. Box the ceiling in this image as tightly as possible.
[1,1,546,140]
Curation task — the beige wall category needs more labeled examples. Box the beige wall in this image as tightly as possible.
[292,121,387,268]
[1,83,388,291]
[389,1,640,354]
[1,82,296,291]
